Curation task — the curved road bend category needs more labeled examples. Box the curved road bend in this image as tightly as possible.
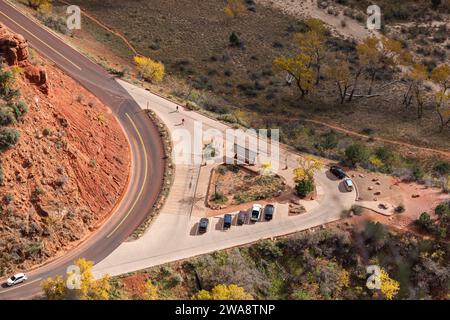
[0,0,165,299]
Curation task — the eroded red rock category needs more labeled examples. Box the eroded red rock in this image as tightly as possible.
[0,23,48,93]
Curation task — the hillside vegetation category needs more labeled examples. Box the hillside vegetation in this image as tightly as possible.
[109,222,450,300]
[0,43,130,275]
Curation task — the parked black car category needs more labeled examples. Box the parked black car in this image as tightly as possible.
[264,204,275,221]
[330,166,346,179]
[237,211,247,225]
[223,214,232,229]
[198,218,209,234]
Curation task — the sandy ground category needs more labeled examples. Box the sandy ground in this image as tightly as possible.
[256,0,376,41]
[347,169,449,231]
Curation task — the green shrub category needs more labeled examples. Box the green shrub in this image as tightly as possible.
[351,205,363,216]
[185,101,200,111]
[9,101,28,120]
[411,163,424,180]
[234,192,253,204]
[295,179,314,198]
[345,143,369,167]
[375,146,396,167]
[435,226,447,240]
[217,166,227,175]
[169,274,183,287]
[432,160,450,176]
[320,131,338,150]
[3,193,13,204]
[217,113,237,124]
[0,128,20,150]
[229,32,243,48]
[415,212,434,232]
[0,87,20,101]
[431,0,442,10]
[255,240,283,259]
[0,107,16,125]
[435,202,450,216]
[0,69,14,89]
[108,67,127,78]
[39,14,70,34]
[211,191,228,204]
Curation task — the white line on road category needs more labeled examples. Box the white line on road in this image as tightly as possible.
[0,10,82,71]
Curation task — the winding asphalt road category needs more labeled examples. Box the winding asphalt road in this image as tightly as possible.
[0,0,165,299]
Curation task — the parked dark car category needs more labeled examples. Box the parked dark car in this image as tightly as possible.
[330,166,346,179]
[223,214,232,229]
[198,218,209,234]
[264,204,275,221]
[237,211,247,225]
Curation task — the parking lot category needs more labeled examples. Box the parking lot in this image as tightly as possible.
[190,203,288,236]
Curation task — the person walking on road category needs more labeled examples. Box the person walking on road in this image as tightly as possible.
[176,106,179,112]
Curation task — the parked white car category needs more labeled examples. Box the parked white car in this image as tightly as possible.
[6,273,28,286]
[250,204,262,222]
[343,178,354,192]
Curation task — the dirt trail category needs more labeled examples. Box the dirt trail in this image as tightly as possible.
[56,0,139,55]
[302,118,450,158]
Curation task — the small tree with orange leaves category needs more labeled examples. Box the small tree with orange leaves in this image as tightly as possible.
[224,0,246,18]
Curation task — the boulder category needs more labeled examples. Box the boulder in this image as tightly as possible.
[0,23,29,65]
[24,65,49,94]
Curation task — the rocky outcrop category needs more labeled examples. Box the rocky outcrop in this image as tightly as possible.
[24,64,48,92]
[0,23,29,66]
[0,23,48,93]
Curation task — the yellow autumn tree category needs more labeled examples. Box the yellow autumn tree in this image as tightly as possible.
[193,284,253,300]
[224,0,246,18]
[293,155,322,182]
[380,269,400,300]
[232,109,248,125]
[27,0,52,13]
[274,18,326,96]
[273,53,315,98]
[73,258,110,300]
[261,161,272,175]
[353,36,410,97]
[336,269,350,297]
[326,54,352,104]
[134,56,165,82]
[406,63,429,119]
[41,275,66,300]
[294,18,327,85]
[143,281,159,300]
[41,258,110,300]
[431,63,450,130]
